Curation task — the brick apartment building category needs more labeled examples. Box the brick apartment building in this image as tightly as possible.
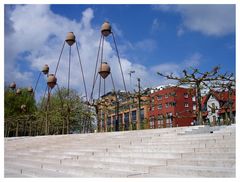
[148,86,196,128]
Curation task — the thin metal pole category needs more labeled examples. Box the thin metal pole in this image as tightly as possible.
[45,87,50,135]
[40,85,48,110]
[66,45,72,134]
[98,76,102,99]
[104,79,106,95]
[110,73,116,92]
[33,72,42,96]
[54,41,66,76]
[90,35,103,101]
[76,41,88,101]
[137,78,141,130]
[112,32,127,92]
[67,46,71,97]
[100,36,104,64]
[16,119,19,137]
[56,84,65,134]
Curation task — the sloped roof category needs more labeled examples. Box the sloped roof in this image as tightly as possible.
[201,89,236,113]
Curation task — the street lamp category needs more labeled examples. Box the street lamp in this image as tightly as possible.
[128,70,135,91]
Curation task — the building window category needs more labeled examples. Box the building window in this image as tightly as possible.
[157,95,162,100]
[166,113,173,128]
[165,103,169,108]
[140,108,144,120]
[124,112,129,130]
[151,97,155,103]
[107,117,111,126]
[158,114,164,128]
[132,110,137,123]
[124,112,129,122]
[211,103,216,113]
[151,102,155,107]
[184,102,189,108]
[193,104,196,111]
[118,114,123,125]
[171,102,176,107]
[150,116,155,129]
[171,92,176,97]
[184,93,189,98]
[192,96,196,101]
[158,104,162,110]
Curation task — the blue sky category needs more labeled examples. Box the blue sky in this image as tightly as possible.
[4,4,236,100]
[50,4,235,70]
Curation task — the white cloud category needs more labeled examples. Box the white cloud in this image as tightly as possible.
[149,52,202,87]
[183,52,201,68]
[153,4,235,36]
[4,5,158,99]
[177,5,235,36]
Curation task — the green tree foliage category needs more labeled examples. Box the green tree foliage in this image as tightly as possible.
[4,87,36,137]
[37,87,96,135]
[5,86,96,137]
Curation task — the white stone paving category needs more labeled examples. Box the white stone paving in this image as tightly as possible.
[4,125,236,177]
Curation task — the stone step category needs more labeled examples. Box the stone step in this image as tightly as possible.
[4,168,30,178]
[112,147,235,153]
[5,124,236,178]
[181,152,235,159]
[6,154,168,166]
[64,151,235,160]
[4,164,75,177]
[8,151,181,160]
[148,165,235,177]
[6,157,154,173]
[5,132,235,148]
[6,142,235,159]
[5,161,142,177]
[151,135,235,142]
[108,139,232,148]
[8,151,234,168]
[166,158,235,168]
[6,138,235,152]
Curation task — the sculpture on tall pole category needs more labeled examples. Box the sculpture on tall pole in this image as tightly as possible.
[90,21,129,132]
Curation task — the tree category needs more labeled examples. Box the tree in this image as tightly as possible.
[37,87,96,135]
[157,66,234,125]
[4,87,37,137]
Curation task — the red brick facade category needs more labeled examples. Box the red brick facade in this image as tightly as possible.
[148,86,196,128]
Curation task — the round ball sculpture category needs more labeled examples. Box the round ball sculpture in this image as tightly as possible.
[42,64,49,75]
[65,32,76,46]
[21,104,27,112]
[101,21,111,37]
[47,74,57,89]
[28,86,33,93]
[16,88,21,95]
[99,62,111,79]
[9,82,16,90]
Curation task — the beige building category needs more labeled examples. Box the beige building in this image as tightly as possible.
[96,91,149,132]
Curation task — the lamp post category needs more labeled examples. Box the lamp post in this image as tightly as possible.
[128,70,135,91]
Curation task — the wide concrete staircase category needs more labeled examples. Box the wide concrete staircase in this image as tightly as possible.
[5,124,236,178]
